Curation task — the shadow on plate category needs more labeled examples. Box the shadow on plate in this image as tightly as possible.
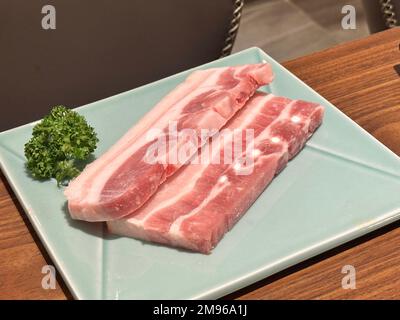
[61,201,120,240]
[61,201,197,254]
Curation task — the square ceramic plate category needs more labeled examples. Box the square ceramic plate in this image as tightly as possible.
[1,48,400,299]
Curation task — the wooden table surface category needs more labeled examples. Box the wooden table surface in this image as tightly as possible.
[1,28,399,300]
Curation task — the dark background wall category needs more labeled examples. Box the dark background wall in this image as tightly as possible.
[0,0,233,130]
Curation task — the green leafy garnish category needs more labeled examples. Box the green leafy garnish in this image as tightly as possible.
[24,106,98,186]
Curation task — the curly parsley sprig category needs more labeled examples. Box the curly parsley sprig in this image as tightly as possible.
[24,106,98,186]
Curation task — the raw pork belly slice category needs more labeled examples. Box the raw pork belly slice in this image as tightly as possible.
[108,93,324,253]
[65,64,274,221]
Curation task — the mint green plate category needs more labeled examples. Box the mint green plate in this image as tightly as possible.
[1,48,399,299]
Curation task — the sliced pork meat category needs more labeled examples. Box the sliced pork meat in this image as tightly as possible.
[65,64,274,221]
[108,93,324,253]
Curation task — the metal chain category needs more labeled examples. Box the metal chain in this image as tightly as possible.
[221,0,244,57]
[379,0,398,28]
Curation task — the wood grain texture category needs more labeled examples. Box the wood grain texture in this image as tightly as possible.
[0,172,71,299]
[230,28,400,300]
[0,29,399,300]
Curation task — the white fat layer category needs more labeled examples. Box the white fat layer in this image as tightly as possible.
[65,68,214,201]
[84,68,229,204]
[110,97,324,248]
[168,181,228,240]
[167,98,296,236]
[165,100,323,237]
[126,94,275,225]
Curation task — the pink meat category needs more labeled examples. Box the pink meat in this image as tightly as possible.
[65,64,274,221]
[107,93,324,253]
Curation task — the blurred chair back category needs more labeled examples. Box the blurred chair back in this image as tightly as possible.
[0,0,242,130]
[363,0,399,33]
